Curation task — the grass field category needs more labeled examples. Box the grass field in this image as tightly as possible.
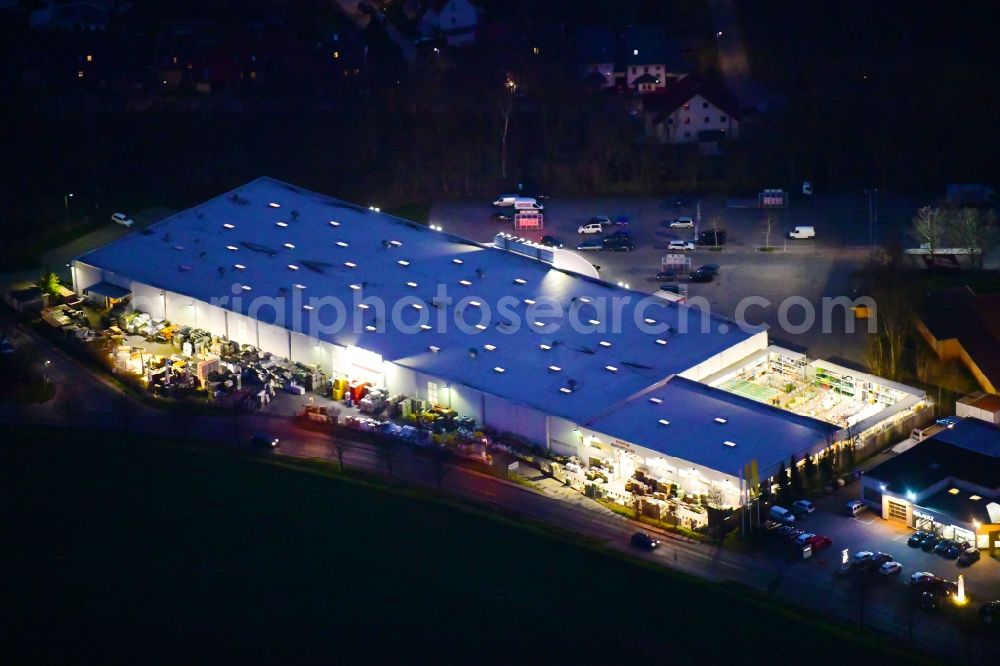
[720,377,779,402]
[0,426,933,665]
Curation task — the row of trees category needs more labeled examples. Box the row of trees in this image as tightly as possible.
[770,444,856,501]
[911,206,997,267]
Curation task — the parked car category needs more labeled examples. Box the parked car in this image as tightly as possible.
[921,535,942,552]
[669,216,695,229]
[958,548,981,566]
[870,552,893,568]
[656,268,684,281]
[788,225,816,239]
[590,215,612,227]
[762,519,781,532]
[697,229,727,245]
[578,222,604,234]
[793,499,816,514]
[249,433,279,449]
[769,505,795,524]
[493,194,518,207]
[879,561,903,576]
[783,528,805,542]
[852,550,874,566]
[603,239,636,252]
[935,416,959,429]
[605,229,632,240]
[777,525,798,539]
[944,541,971,559]
[928,579,958,598]
[667,240,695,252]
[909,571,937,587]
[576,239,603,251]
[934,539,956,555]
[908,531,931,547]
[694,263,720,277]
[539,235,563,248]
[920,591,938,610]
[630,531,659,550]
[807,535,832,550]
[111,212,135,228]
[979,600,1000,623]
[491,211,513,222]
[795,532,816,546]
[845,500,867,517]
[613,215,629,227]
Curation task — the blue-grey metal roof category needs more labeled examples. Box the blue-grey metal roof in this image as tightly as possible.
[584,376,840,478]
[933,417,1000,458]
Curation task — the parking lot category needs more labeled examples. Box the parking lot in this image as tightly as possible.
[767,484,999,602]
[430,193,923,367]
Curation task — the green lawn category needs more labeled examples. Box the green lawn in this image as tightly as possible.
[0,426,933,665]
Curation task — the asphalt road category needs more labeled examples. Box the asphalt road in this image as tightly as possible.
[2,321,997,664]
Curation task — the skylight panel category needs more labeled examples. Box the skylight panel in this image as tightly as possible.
[328,220,340,227]
[336,241,349,248]
[226,245,238,251]
[513,278,527,285]
[714,417,728,424]
[223,223,235,229]
[483,344,496,351]
[288,264,300,271]
[398,260,410,267]
[494,367,505,374]
[268,202,281,208]
[605,366,618,373]
[234,263,246,270]
[658,419,670,426]
[276,221,288,228]
[598,341,612,348]
[406,281,418,288]
[723,440,737,447]
[344,261,357,268]
[649,397,662,404]
[452,258,464,265]
[283,243,295,249]
[559,387,573,394]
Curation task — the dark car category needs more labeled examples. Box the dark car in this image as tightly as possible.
[869,552,893,569]
[944,541,971,559]
[688,269,715,283]
[605,229,632,240]
[613,215,630,227]
[490,211,513,223]
[540,235,563,248]
[697,229,727,245]
[656,269,683,281]
[934,539,956,555]
[980,600,1000,623]
[250,433,280,449]
[605,241,636,252]
[920,591,938,610]
[925,579,958,597]
[603,235,635,251]
[921,535,942,552]
[908,531,930,547]
[630,531,659,550]
[958,547,981,566]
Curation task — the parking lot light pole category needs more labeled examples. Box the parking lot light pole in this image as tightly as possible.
[64,192,74,216]
[864,188,878,247]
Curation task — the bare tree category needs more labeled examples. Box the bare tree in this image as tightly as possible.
[948,207,997,269]
[427,446,450,490]
[375,437,397,482]
[330,429,351,473]
[762,212,775,250]
[912,206,946,254]
[706,483,726,510]
[499,76,517,180]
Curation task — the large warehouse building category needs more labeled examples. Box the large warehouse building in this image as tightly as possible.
[73,178,924,507]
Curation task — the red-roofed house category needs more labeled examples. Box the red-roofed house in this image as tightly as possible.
[641,74,741,145]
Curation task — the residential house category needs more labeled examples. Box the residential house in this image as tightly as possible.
[623,26,688,93]
[642,73,740,146]
[418,0,482,47]
[575,26,615,89]
[917,287,1000,395]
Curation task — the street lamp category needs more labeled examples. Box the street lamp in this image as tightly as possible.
[863,188,878,247]
[64,192,74,214]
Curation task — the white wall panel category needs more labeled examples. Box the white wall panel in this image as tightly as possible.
[227,311,258,347]
[130,282,166,318]
[257,320,289,358]
[483,393,547,445]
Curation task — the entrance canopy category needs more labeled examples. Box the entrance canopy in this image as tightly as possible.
[85,281,131,300]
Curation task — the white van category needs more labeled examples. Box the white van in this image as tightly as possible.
[788,225,815,239]
[846,500,867,517]
[493,194,518,207]
[769,506,795,524]
[577,222,603,234]
[910,424,943,443]
[514,197,543,211]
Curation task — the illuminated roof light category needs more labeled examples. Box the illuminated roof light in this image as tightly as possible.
[649,397,662,404]
[452,258,464,265]
[523,298,536,305]
[714,417,728,424]
[532,321,545,327]
[429,345,441,353]
[948,488,960,495]
[420,324,433,331]
[349,283,362,290]
[336,241,349,248]
[539,344,551,351]
[483,344,496,351]
[344,261,357,268]
[328,220,340,227]
[723,440,737,447]
[605,365,618,373]
[588,319,600,326]
[658,419,670,426]
[559,387,573,394]
[398,260,410,266]
[493,367,505,374]
[459,280,472,286]
[598,340,612,347]
[365,325,376,332]
[287,264,300,271]
[302,304,314,311]
[283,242,295,249]
[275,221,288,228]
[475,324,488,331]
[293,283,306,290]
[226,245,238,251]
[970,495,982,501]
[390,240,402,246]
[234,263,246,270]
[548,365,561,372]
[655,339,668,345]
[240,285,252,291]
[406,281,418,288]
[644,318,657,325]
[268,202,281,208]
[411,303,423,310]
[223,223,235,229]
[513,278,527,285]
[469,300,482,307]
[357,303,370,310]
[579,297,592,304]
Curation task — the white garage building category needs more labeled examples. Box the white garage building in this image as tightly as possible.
[72,178,901,506]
